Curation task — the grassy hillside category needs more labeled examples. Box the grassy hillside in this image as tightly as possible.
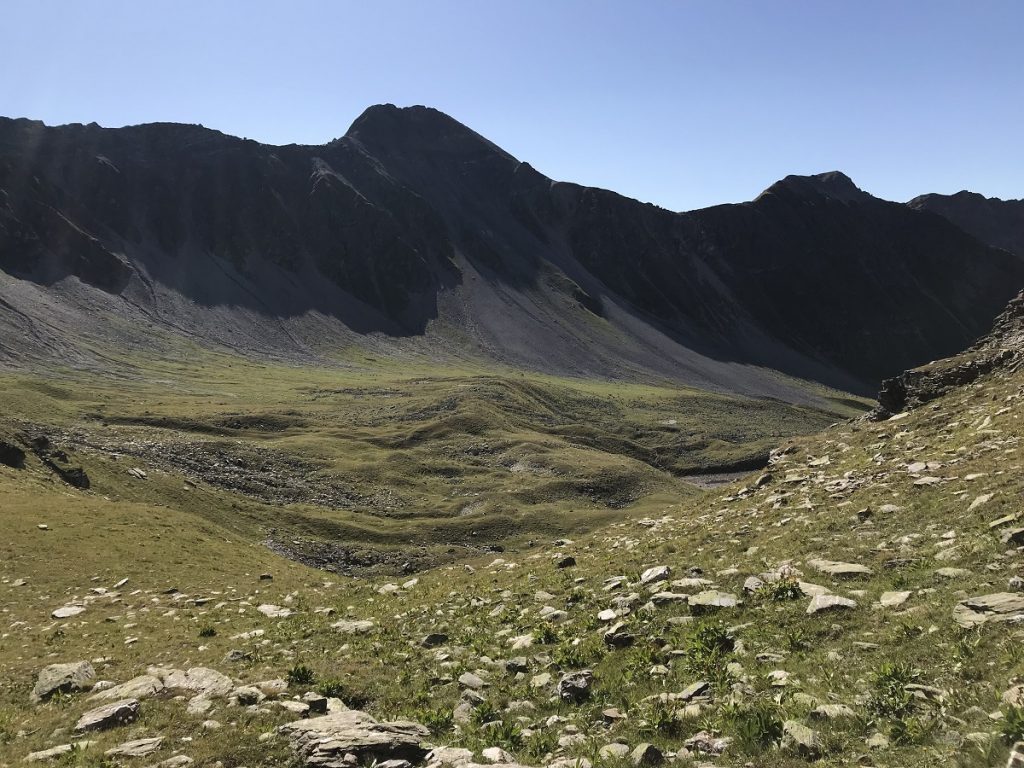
[0,350,859,574]
[33,348,1024,767]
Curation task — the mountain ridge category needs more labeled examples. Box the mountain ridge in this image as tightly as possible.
[1,105,1022,398]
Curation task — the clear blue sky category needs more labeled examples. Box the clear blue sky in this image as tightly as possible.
[2,1,1021,210]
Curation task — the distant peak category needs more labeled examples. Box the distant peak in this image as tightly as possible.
[344,103,512,159]
[759,171,871,203]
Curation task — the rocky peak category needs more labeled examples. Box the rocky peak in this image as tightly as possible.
[758,171,872,204]
[344,103,514,161]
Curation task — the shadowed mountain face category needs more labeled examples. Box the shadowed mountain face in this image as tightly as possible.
[909,190,1024,259]
[1,104,1022,395]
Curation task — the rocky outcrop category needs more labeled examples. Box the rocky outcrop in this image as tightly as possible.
[876,291,1024,416]
[953,593,1024,628]
[279,709,431,766]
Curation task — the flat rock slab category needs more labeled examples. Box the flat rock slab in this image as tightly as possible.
[878,591,912,608]
[32,661,95,702]
[331,619,375,634]
[105,736,163,757]
[90,674,164,702]
[258,604,293,618]
[808,559,872,578]
[25,742,95,762]
[953,593,1024,628]
[51,605,86,619]
[639,566,671,585]
[75,698,140,731]
[148,666,234,698]
[806,595,857,614]
[688,590,739,610]
[280,709,430,766]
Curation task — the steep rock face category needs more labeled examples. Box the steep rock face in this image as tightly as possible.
[876,290,1024,415]
[1,105,1022,393]
[909,191,1024,259]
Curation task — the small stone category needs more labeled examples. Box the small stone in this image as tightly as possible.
[557,670,593,703]
[257,604,293,618]
[808,559,872,578]
[630,743,663,766]
[530,673,551,688]
[420,633,449,648]
[877,591,912,608]
[683,731,731,755]
[640,566,671,585]
[679,681,710,701]
[51,605,86,619]
[866,732,890,750]
[233,686,265,706]
[459,672,485,690]
[1003,685,1024,708]
[481,746,515,763]
[555,556,576,569]
[187,695,214,715]
[688,590,739,611]
[806,594,857,614]
[782,720,821,756]
[603,622,635,648]
[968,493,994,511]
[332,619,375,634]
[599,743,630,760]
[810,703,856,720]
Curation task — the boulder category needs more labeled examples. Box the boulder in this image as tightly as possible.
[953,593,1024,628]
[75,698,140,731]
[89,675,163,702]
[280,709,430,766]
[32,661,95,702]
[149,666,234,698]
[557,670,594,703]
